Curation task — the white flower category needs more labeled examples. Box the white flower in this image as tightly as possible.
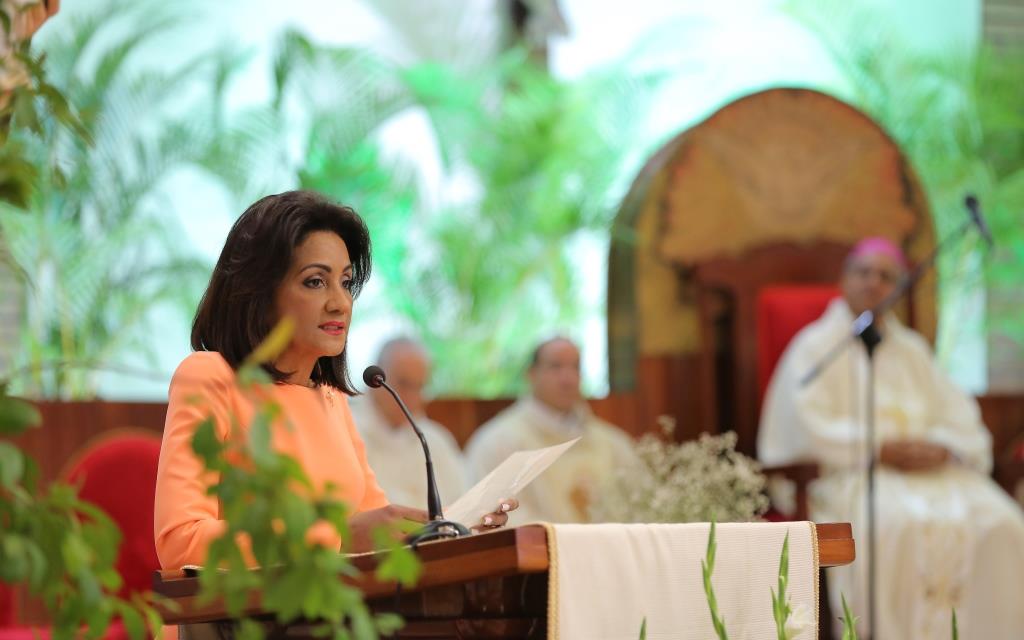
[589,429,769,524]
[784,603,814,639]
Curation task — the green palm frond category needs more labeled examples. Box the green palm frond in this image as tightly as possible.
[0,0,253,398]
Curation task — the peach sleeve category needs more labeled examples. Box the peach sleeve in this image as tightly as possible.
[339,397,389,512]
[289,399,389,552]
[154,353,242,569]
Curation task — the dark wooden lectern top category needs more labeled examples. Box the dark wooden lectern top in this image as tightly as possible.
[154,522,853,630]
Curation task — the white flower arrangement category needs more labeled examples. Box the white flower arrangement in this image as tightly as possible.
[591,417,769,524]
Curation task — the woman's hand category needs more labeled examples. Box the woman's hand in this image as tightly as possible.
[347,504,427,552]
[471,497,519,533]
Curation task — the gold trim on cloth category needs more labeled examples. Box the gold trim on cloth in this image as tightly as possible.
[809,520,821,639]
[541,522,560,640]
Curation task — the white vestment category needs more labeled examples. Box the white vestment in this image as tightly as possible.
[759,298,1024,639]
[350,397,468,510]
[464,396,635,525]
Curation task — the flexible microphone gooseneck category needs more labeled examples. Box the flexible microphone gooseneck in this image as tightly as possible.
[362,365,469,544]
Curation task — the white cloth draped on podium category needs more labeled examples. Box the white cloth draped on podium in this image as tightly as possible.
[543,521,819,640]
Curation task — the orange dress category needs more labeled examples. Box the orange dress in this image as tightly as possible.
[153,352,388,569]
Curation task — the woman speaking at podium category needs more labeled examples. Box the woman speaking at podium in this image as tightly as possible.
[153,190,512,569]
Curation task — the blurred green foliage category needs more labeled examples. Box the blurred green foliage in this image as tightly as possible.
[0,390,165,639]
[278,28,661,395]
[0,1,260,398]
[0,3,87,208]
[2,5,166,638]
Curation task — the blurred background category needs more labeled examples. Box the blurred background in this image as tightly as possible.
[4,1,1024,635]
[2,0,1020,404]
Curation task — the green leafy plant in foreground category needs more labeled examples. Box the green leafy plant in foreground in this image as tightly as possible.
[190,320,421,640]
[840,593,858,640]
[2,6,165,636]
[0,392,164,640]
[771,532,792,639]
[702,520,729,640]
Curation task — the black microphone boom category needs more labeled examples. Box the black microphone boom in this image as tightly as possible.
[361,365,468,543]
[965,194,994,248]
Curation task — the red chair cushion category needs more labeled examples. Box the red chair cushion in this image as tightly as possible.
[64,434,162,599]
[0,585,15,626]
[0,627,48,640]
[756,285,841,404]
[0,621,127,640]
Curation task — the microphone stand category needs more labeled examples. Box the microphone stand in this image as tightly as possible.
[860,322,881,639]
[375,378,470,545]
[801,213,984,640]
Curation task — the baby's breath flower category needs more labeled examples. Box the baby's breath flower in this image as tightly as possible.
[591,430,769,523]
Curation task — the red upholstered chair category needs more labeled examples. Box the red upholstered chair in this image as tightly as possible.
[0,431,157,639]
[754,285,844,640]
[0,622,129,640]
[62,430,163,599]
[755,285,840,522]
[0,586,15,627]
[756,284,841,404]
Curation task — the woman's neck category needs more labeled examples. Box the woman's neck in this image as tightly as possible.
[274,350,317,387]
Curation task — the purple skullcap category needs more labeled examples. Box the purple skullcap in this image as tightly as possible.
[848,236,909,268]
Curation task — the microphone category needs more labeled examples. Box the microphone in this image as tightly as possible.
[965,194,994,248]
[362,365,468,542]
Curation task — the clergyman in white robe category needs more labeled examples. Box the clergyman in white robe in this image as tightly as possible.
[464,337,635,526]
[759,297,1024,639]
[351,395,468,510]
[465,395,635,525]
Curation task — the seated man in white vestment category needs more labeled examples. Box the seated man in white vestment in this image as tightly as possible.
[464,337,635,524]
[351,337,468,508]
[759,237,1024,639]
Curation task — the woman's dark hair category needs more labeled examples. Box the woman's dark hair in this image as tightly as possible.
[191,190,371,394]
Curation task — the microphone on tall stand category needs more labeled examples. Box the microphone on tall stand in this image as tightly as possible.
[800,192,993,637]
[362,365,469,544]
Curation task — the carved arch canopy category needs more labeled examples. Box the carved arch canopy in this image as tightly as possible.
[608,87,936,398]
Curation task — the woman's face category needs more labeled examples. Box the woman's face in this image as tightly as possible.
[274,231,353,369]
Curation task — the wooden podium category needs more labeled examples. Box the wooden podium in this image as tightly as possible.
[154,523,854,639]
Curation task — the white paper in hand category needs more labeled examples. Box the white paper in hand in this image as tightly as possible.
[444,437,580,527]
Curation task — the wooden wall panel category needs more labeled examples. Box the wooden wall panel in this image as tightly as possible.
[5,393,1022,490]
[6,401,167,487]
[5,397,648,487]
[980,394,1024,456]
